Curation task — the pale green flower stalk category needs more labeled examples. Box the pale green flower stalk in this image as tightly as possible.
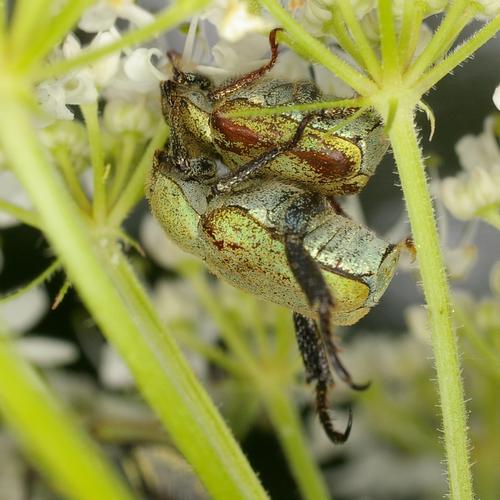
[254,1,500,499]
[0,1,268,499]
[0,324,135,500]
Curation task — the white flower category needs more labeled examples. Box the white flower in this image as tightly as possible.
[103,98,157,137]
[36,30,122,123]
[103,47,166,100]
[0,287,49,334]
[99,344,135,390]
[493,84,500,110]
[15,336,78,367]
[476,0,500,18]
[440,116,500,220]
[79,0,154,33]
[201,0,273,42]
[0,170,33,228]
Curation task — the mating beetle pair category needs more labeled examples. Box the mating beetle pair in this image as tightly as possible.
[148,29,399,443]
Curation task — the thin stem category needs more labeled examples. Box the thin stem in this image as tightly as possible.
[405,0,470,85]
[324,10,364,68]
[398,1,425,69]
[416,15,500,94]
[53,147,92,212]
[0,259,61,304]
[378,0,400,79]
[81,103,107,222]
[109,123,168,227]
[0,333,135,500]
[0,0,6,50]
[109,132,138,206]
[16,1,94,71]
[261,385,330,500]
[388,104,474,500]
[0,199,41,229]
[176,327,246,377]
[337,0,382,82]
[454,301,500,384]
[0,96,268,500]
[257,0,377,95]
[186,270,260,374]
[9,0,53,57]
[36,0,212,81]
[225,97,366,118]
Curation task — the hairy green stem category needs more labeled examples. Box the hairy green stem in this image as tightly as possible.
[261,385,330,500]
[416,15,500,94]
[405,0,469,84]
[0,96,268,500]
[389,104,473,500]
[0,332,135,500]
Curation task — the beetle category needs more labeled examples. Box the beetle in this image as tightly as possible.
[162,29,389,197]
[148,151,400,443]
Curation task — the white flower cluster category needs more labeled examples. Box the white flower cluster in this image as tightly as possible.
[440,116,500,221]
[36,0,163,130]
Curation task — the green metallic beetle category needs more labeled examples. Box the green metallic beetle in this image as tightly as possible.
[163,29,389,197]
[148,151,400,443]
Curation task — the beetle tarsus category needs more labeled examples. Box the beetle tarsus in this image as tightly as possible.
[316,381,353,444]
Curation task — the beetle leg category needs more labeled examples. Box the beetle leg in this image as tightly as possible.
[209,28,283,101]
[284,195,368,394]
[293,313,352,444]
[212,112,316,196]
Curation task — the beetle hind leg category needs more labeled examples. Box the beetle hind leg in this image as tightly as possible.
[293,312,352,444]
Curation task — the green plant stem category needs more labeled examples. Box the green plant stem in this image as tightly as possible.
[54,147,92,212]
[0,96,268,500]
[16,0,94,71]
[81,103,107,222]
[36,0,212,81]
[109,122,168,226]
[337,0,382,82]
[404,0,469,84]
[389,104,473,500]
[258,0,377,95]
[0,199,41,229]
[398,1,424,68]
[0,333,135,500]
[378,0,400,79]
[261,385,330,500]
[416,15,500,93]
[480,209,500,230]
[109,132,138,206]
[325,10,364,68]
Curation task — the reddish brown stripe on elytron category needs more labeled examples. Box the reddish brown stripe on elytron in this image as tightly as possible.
[212,113,262,147]
[293,149,353,177]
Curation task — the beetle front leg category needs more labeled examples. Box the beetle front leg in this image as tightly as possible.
[293,313,352,444]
